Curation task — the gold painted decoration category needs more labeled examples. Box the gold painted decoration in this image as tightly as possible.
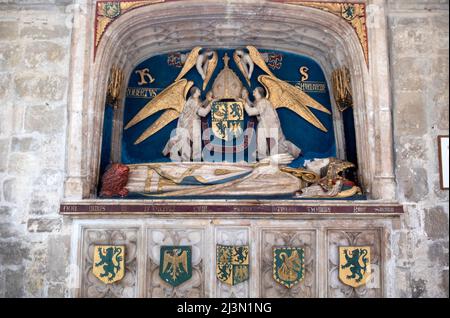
[332,66,353,112]
[339,246,371,287]
[159,246,192,287]
[216,245,249,286]
[95,2,368,67]
[288,2,369,66]
[280,167,320,183]
[106,65,124,109]
[238,46,331,133]
[211,101,244,141]
[233,51,251,86]
[92,245,125,284]
[127,79,193,144]
[135,68,156,86]
[124,46,202,144]
[95,0,165,58]
[246,45,276,78]
[175,46,202,81]
[273,247,305,289]
[258,75,330,132]
[202,51,218,91]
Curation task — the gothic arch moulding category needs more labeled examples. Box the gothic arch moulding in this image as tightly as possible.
[64,0,396,201]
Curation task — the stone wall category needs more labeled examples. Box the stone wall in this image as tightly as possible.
[0,0,448,298]
[387,0,449,297]
[0,1,73,297]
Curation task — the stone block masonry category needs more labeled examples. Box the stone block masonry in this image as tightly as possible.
[0,0,448,298]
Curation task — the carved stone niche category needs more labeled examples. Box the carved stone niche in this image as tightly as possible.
[78,228,139,298]
[260,228,317,298]
[214,226,250,298]
[64,0,397,202]
[327,228,382,298]
[146,227,206,298]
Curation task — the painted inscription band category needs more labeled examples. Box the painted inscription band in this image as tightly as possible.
[60,203,404,214]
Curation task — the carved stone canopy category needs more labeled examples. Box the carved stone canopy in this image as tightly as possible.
[211,53,243,100]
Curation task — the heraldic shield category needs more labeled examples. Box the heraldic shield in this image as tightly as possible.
[216,245,249,286]
[92,245,125,284]
[159,246,192,287]
[211,101,244,141]
[273,247,305,288]
[339,246,371,287]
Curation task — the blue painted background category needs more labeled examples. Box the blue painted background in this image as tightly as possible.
[117,48,340,168]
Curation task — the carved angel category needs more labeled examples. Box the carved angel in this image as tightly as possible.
[234,46,332,132]
[162,87,213,162]
[242,87,301,160]
[125,47,217,145]
[233,49,254,86]
[196,50,218,90]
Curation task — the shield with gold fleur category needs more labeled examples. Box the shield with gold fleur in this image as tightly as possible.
[339,246,371,287]
[92,245,125,284]
[211,101,244,141]
[273,247,305,288]
[160,246,192,287]
[216,244,249,286]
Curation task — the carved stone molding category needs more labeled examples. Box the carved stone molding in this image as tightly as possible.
[70,219,394,298]
[260,228,316,298]
[65,0,396,202]
[146,228,205,297]
[327,229,382,297]
[79,228,139,298]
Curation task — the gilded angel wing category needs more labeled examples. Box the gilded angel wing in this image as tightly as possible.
[175,46,202,81]
[202,51,218,91]
[125,79,191,130]
[258,75,329,132]
[233,51,251,86]
[134,109,179,145]
[125,80,193,144]
[246,45,276,78]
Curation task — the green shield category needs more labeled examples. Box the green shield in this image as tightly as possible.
[273,247,305,288]
[159,246,192,287]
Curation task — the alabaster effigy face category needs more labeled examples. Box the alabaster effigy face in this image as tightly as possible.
[99,47,361,200]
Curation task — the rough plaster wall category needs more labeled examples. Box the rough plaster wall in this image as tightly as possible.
[0,1,73,297]
[0,0,448,298]
[388,0,449,298]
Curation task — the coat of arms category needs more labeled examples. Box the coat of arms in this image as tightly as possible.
[211,101,244,141]
[159,246,192,287]
[102,2,121,19]
[92,245,125,284]
[216,244,249,286]
[273,247,305,288]
[339,246,371,287]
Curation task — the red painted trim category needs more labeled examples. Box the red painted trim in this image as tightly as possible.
[94,0,369,66]
[60,202,404,214]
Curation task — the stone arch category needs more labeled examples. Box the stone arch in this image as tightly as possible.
[64,0,395,201]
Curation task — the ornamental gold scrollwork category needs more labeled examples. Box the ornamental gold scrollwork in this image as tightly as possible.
[106,65,124,109]
[288,2,369,65]
[331,67,353,112]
